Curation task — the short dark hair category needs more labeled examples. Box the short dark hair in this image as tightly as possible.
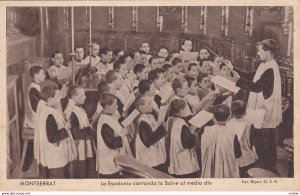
[231,100,246,118]
[29,66,43,78]
[105,70,120,83]
[169,99,186,116]
[148,68,164,82]
[219,63,227,70]
[162,63,172,71]
[213,104,230,122]
[74,45,84,51]
[51,51,63,58]
[129,51,140,59]
[113,48,124,56]
[133,63,146,75]
[158,46,168,53]
[99,93,116,108]
[149,56,159,65]
[138,79,152,95]
[113,60,125,70]
[97,81,110,96]
[100,47,112,56]
[197,73,209,83]
[258,39,278,55]
[182,38,193,46]
[184,75,196,87]
[172,57,182,66]
[187,63,198,71]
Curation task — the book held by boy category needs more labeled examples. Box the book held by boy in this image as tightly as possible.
[188,110,214,129]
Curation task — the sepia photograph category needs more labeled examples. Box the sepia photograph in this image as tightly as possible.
[2,2,299,191]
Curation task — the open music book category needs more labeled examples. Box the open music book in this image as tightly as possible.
[121,109,140,127]
[56,67,73,83]
[179,51,199,62]
[211,75,240,93]
[188,110,214,129]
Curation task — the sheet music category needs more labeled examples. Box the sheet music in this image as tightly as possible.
[56,67,73,82]
[245,108,266,129]
[121,109,140,127]
[188,110,214,129]
[122,93,136,112]
[211,75,240,93]
[179,51,199,62]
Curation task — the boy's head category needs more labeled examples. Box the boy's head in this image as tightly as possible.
[74,46,85,61]
[181,39,193,52]
[29,66,46,84]
[199,60,211,74]
[197,73,211,90]
[100,47,113,63]
[105,70,123,89]
[138,79,155,96]
[51,51,64,67]
[199,48,210,60]
[130,51,142,65]
[213,56,223,66]
[219,63,229,77]
[97,80,116,96]
[158,47,169,59]
[213,104,230,122]
[91,42,100,56]
[41,82,61,107]
[184,75,197,95]
[169,99,187,117]
[162,63,174,82]
[148,68,165,89]
[231,100,246,118]
[113,48,124,62]
[172,76,189,97]
[172,57,184,73]
[187,63,199,77]
[140,42,150,54]
[149,56,160,69]
[157,56,166,67]
[139,50,148,64]
[68,85,86,105]
[99,93,117,114]
[113,60,128,77]
[133,63,148,80]
[135,95,153,114]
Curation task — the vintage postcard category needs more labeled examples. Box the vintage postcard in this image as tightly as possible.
[0,0,299,192]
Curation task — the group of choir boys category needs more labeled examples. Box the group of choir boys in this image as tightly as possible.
[25,39,258,179]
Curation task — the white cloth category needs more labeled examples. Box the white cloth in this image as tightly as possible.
[71,104,94,161]
[23,82,40,128]
[96,114,132,174]
[35,100,76,169]
[227,118,258,167]
[201,124,240,178]
[247,59,282,128]
[167,117,199,175]
[135,114,166,167]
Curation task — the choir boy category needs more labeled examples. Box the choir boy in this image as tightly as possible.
[134,95,167,172]
[67,85,95,178]
[84,42,100,67]
[35,83,75,178]
[167,99,200,178]
[201,104,241,178]
[96,93,131,178]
